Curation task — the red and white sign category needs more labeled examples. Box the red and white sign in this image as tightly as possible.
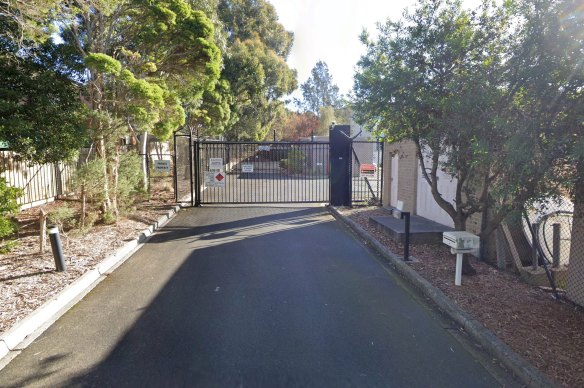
[206,170,226,188]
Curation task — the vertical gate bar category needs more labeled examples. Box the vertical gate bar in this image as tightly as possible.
[251,143,253,202]
[192,139,197,207]
[241,143,244,203]
[235,143,239,203]
[173,134,178,202]
[223,143,227,203]
[264,143,267,203]
[309,143,312,202]
[379,142,384,205]
[264,142,266,203]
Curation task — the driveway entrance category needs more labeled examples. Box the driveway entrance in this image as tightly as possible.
[0,206,516,387]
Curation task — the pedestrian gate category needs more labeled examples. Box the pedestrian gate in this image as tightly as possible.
[174,126,383,206]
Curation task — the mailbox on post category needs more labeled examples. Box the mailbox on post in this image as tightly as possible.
[442,231,480,286]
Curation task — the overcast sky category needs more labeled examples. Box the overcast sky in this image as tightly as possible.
[269,0,482,98]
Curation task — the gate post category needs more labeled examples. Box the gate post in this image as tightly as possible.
[193,139,201,207]
[173,132,178,203]
[330,125,352,206]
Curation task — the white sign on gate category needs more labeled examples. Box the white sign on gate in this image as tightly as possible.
[205,170,226,188]
[241,163,254,173]
[209,158,223,170]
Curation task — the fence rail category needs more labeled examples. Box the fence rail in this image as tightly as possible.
[0,151,76,209]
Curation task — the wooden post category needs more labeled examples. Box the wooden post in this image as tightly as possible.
[39,208,47,253]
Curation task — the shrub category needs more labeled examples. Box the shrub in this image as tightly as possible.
[47,205,76,231]
[117,151,146,212]
[281,148,306,174]
[0,177,23,240]
[71,158,107,205]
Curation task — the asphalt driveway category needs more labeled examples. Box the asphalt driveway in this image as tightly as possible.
[0,206,517,387]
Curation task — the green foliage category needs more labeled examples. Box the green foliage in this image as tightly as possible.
[47,205,76,231]
[317,106,337,136]
[0,53,88,164]
[71,159,107,205]
[10,0,224,216]
[353,0,584,237]
[116,152,146,211]
[299,61,343,114]
[84,53,122,75]
[218,0,293,57]
[0,177,22,239]
[353,0,514,231]
[102,211,117,225]
[280,148,306,174]
[218,1,297,140]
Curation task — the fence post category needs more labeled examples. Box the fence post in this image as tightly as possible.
[145,153,150,193]
[531,223,539,270]
[193,140,200,207]
[553,223,561,268]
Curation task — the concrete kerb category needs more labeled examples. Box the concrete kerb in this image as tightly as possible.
[0,205,181,366]
[327,206,557,388]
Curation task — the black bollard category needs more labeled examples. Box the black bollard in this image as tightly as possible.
[48,225,66,272]
[401,212,411,261]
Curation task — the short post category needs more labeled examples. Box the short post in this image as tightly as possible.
[401,211,410,261]
[455,253,463,286]
[552,223,561,268]
[531,223,539,270]
[48,225,66,272]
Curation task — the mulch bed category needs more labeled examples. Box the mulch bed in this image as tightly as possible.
[0,180,176,337]
[341,207,584,388]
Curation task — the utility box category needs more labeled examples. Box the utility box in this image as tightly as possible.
[443,231,480,251]
[443,231,480,286]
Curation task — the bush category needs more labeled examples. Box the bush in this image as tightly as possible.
[72,151,146,218]
[117,151,146,212]
[71,158,106,205]
[47,205,76,231]
[0,177,23,240]
[280,148,306,174]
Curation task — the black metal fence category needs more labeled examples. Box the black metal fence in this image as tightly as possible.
[194,141,330,205]
[351,141,384,206]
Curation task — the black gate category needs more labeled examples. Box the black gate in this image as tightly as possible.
[194,141,330,205]
[175,126,384,206]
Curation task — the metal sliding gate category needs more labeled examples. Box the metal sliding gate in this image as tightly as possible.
[194,141,330,205]
[175,127,384,206]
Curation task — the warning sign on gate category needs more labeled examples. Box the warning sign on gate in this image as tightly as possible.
[206,170,226,188]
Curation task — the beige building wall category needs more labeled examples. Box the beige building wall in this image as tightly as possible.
[382,140,484,233]
[382,141,418,213]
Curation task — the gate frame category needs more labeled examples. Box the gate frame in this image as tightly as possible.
[173,128,194,206]
[176,128,385,207]
[193,140,331,206]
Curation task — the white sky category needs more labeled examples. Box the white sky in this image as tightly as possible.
[269,0,482,98]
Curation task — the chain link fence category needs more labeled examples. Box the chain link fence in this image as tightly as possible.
[519,196,583,307]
